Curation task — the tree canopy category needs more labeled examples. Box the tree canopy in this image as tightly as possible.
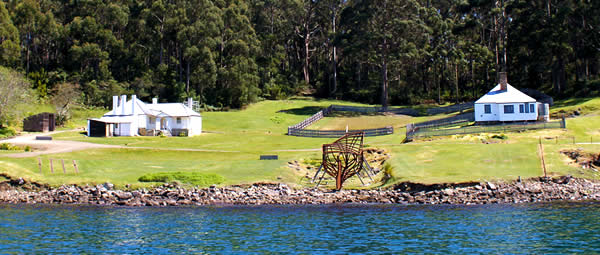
[0,0,598,108]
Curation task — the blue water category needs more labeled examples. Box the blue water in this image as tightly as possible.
[1,203,599,254]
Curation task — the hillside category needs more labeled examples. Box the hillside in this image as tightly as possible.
[1,98,599,189]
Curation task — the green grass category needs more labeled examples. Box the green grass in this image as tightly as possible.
[138,172,225,186]
[0,148,315,188]
[1,97,600,188]
[310,114,413,130]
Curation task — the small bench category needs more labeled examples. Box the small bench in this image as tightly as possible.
[260,155,278,160]
[35,136,52,141]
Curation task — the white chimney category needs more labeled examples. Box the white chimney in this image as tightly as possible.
[112,96,118,113]
[152,98,158,105]
[187,97,193,109]
[131,95,137,115]
[499,72,508,91]
[121,95,127,115]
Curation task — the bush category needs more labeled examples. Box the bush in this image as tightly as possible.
[0,127,17,138]
[381,162,396,185]
[138,172,225,186]
[0,143,20,151]
[491,133,508,140]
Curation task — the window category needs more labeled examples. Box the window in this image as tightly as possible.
[484,104,491,114]
[519,104,524,113]
[504,105,514,114]
[530,104,535,113]
[176,117,181,124]
[525,103,529,113]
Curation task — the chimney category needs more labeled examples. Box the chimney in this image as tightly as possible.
[499,72,508,91]
[121,95,127,115]
[131,95,137,115]
[187,97,193,109]
[112,96,118,113]
[152,98,158,105]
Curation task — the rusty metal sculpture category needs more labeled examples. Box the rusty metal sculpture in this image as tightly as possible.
[313,132,369,190]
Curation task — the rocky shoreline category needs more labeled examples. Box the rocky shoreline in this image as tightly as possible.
[1,175,600,206]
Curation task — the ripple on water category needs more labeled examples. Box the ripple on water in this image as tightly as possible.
[0,202,600,254]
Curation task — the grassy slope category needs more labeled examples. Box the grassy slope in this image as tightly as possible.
[1,98,600,188]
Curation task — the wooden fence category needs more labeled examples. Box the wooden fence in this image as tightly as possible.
[406,119,566,140]
[329,105,419,116]
[288,126,394,138]
[413,112,475,130]
[287,105,395,138]
[288,106,333,130]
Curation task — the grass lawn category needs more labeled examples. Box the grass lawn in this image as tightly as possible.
[0,148,319,188]
[1,97,599,188]
[309,114,413,130]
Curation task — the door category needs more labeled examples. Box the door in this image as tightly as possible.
[160,118,167,130]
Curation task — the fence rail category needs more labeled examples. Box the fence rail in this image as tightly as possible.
[287,105,395,138]
[414,112,475,129]
[406,120,566,140]
[288,126,394,138]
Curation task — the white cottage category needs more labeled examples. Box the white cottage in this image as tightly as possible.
[474,73,547,123]
[87,95,202,137]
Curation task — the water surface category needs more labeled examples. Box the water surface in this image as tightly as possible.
[1,202,599,254]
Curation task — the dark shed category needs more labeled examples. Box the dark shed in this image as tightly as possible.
[88,119,108,137]
[23,113,55,132]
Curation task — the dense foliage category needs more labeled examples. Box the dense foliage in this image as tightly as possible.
[0,0,598,109]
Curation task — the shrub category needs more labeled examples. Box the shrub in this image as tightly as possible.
[381,162,396,185]
[0,127,17,138]
[0,143,20,151]
[138,172,225,187]
[491,133,508,140]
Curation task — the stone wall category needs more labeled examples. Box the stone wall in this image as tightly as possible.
[0,175,599,206]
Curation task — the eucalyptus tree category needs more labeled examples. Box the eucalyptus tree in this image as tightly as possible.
[0,2,20,67]
[340,0,423,109]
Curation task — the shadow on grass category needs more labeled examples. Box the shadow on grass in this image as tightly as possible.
[278,106,324,115]
[553,98,594,108]
[327,111,383,117]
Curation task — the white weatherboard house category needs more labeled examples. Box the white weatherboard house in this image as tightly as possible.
[475,73,548,123]
[87,95,202,137]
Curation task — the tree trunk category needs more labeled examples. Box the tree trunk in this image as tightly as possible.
[303,32,310,85]
[455,63,459,103]
[186,61,190,94]
[381,53,389,110]
[330,2,338,95]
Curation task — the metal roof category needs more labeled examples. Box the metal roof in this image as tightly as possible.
[475,83,536,104]
[103,98,201,118]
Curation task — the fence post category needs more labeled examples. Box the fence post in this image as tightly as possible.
[73,160,79,174]
[61,159,66,174]
[49,159,54,173]
[38,158,42,174]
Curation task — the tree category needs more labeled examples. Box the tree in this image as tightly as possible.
[0,67,35,127]
[0,2,20,67]
[50,82,81,125]
[340,0,422,109]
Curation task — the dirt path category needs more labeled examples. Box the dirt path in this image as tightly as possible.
[1,131,240,158]
[1,130,121,158]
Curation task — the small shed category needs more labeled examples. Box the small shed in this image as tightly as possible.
[23,112,55,132]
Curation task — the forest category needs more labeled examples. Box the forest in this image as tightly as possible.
[0,0,598,110]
